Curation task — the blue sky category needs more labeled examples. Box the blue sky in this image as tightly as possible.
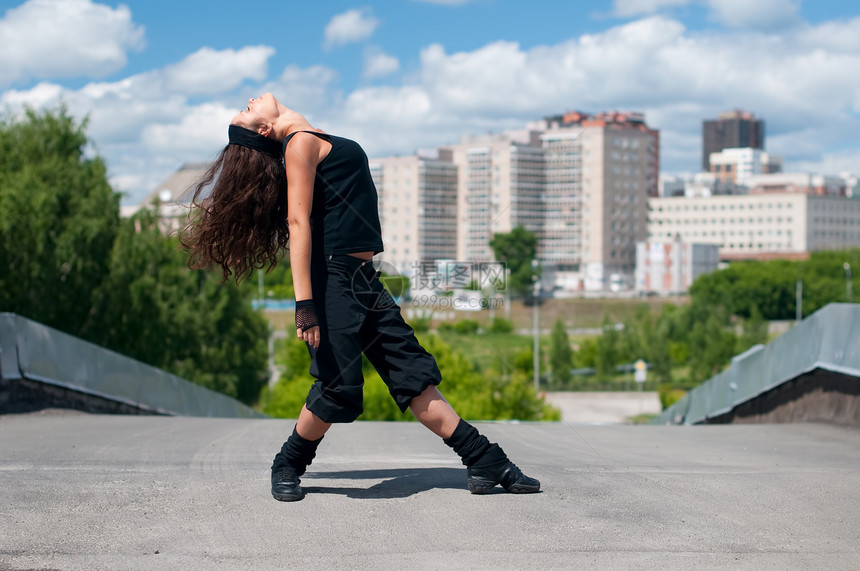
[2,0,859,204]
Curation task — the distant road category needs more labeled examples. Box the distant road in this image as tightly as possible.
[545,391,661,424]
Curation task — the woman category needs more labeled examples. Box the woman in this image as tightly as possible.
[182,93,539,501]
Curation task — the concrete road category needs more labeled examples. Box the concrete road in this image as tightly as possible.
[545,391,662,424]
[1,412,859,570]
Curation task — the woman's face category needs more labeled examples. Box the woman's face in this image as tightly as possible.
[231,92,280,132]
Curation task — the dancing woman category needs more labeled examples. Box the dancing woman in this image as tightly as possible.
[182,93,539,501]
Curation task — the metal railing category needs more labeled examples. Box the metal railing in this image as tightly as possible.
[0,313,264,418]
[654,303,860,425]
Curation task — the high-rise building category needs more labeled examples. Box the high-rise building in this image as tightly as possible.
[702,110,765,171]
[445,130,544,263]
[369,150,459,275]
[537,111,657,290]
[372,110,659,292]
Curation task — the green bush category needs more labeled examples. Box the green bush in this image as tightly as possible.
[259,332,560,422]
[453,319,480,334]
[658,386,687,410]
[409,315,431,333]
[437,321,455,333]
[488,317,514,333]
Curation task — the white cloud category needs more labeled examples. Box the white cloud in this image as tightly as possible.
[0,44,310,204]
[705,0,801,30]
[140,103,236,153]
[796,17,860,53]
[612,0,689,17]
[162,46,275,96]
[260,65,341,124]
[324,8,379,49]
[328,15,860,174]
[363,47,400,78]
[0,0,144,88]
[5,11,860,206]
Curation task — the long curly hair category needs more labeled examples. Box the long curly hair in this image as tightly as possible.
[180,143,288,283]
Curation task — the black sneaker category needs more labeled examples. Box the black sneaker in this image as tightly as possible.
[467,461,540,494]
[271,465,304,502]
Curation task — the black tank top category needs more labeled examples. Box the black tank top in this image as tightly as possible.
[283,131,384,256]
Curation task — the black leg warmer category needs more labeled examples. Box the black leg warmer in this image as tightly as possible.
[443,419,500,467]
[443,419,540,494]
[272,427,324,477]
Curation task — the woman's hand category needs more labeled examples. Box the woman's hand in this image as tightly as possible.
[295,299,320,349]
[297,325,320,349]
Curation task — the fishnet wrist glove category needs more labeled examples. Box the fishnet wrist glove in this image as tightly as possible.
[295,300,319,332]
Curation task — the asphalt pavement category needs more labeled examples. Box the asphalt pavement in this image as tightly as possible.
[1,411,859,570]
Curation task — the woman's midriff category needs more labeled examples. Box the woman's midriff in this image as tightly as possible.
[347,251,375,261]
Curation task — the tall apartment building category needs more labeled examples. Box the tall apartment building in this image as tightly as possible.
[445,130,544,263]
[702,110,765,171]
[370,110,659,292]
[537,111,657,290]
[648,192,860,259]
[369,150,459,275]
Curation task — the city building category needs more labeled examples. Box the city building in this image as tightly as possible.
[744,172,847,196]
[438,111,658,292]
[126,162,208,232]
[702,110,765,171]
[709,147,782,184]
[659,173,687,197]
[635,238,720,295]
[538,111,657,290]
[444,130,544,264]
[648,192,860,260]
[369,150,459,275]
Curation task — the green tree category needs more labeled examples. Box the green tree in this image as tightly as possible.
[489,226,539,298]
[595,316,619,379]
[689,249,860,320]
[0,106,270,406]
[573,337,598,368]
[687,312,738,384]
[737,305,769,353]
[85,207,270,404]
[0,107,119,335]
[251,262,294,301]
[549,319,573,386]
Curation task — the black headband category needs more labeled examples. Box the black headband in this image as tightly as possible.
[228,125,282,159]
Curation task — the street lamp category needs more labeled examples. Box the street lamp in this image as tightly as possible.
[845,262,853,302]
[531,259,540,392]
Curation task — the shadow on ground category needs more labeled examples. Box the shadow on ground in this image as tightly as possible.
[302,467,471,499]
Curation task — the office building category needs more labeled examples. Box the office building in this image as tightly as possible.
[702,110,765,171]
[710,147,782,184]
[648,192,860,260]
[635,239,720,295]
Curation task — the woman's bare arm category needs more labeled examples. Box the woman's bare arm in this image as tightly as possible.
[285,132,329,348]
